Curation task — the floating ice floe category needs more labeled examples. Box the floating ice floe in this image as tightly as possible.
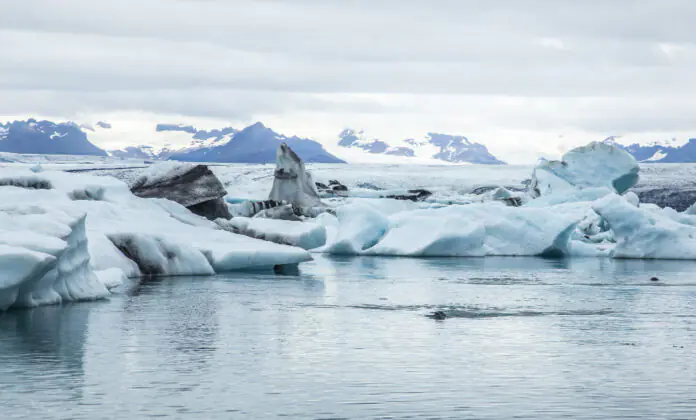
[316,140,696,259]
[323,200,579,257]
[592,194,696,259]
[530,141,639,198]
[0,167,311,309]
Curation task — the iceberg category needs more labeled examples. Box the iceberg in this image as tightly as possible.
[0,167,313,309]
[323,201,580,257]
[268,143,325,209]
[0,215,110,310]
[324,202,389,254]
[592,194,696,259]
[362,213,486,257]
[128,162,231,220]
[530,141,639,198]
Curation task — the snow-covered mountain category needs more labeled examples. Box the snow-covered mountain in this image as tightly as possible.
[337,129,505,164]
[606,136,696,163]
[338,129,391,154]
[0,119,107,156]
[109,122,343,163]
[167,122,344,163]
[109,124,238,160]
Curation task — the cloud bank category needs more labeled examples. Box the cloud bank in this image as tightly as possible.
[2,0,696,162]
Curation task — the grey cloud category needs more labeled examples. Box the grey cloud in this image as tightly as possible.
[2,0,696,147]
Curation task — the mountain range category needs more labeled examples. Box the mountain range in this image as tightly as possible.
[167,122,345,163]
[5,118,696,165]
[603,137,696,163]
[338,129,506,164]
[0,120,344,164]
[0,119,108,156]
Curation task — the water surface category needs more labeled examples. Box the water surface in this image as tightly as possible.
[2,256,696,419]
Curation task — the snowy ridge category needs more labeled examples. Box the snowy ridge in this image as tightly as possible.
[169,122,344,164]
[0,119,107,156]
[644,150,668,162]
[604,136,696,163]
[336,128,505,164]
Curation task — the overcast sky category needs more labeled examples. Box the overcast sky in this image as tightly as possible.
[2,0,696,163]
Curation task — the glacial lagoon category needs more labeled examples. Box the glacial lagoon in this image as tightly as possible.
[2,255,695,419]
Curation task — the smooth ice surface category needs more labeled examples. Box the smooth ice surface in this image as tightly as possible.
[2,256,696,419]
[324,202,389,254]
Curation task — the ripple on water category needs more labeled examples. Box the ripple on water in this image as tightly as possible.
[1,255,696,419]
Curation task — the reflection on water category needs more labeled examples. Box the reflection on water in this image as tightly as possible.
[0,304,92,408]
[1,255,696,419]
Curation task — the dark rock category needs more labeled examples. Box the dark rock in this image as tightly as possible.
[651,277,660,281]
[384,189,432,202]
[501,197,523,207]
[427,311,447,320]
[635,188,696,212]
[273,264,300,276]
[187,198,230,220]
[316,179,349,194]
[130,164,231,220]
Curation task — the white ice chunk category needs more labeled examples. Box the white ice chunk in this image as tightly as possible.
[531,142,639,197]
[624,191,640,207]
[323,201,579,257]
[593,194,696,259]
[325,202,389,254]
[363,213,485,257]
[0,245,55,310]
[0,167,313,286]
[94,268,126,290]
[0,215,110,310]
